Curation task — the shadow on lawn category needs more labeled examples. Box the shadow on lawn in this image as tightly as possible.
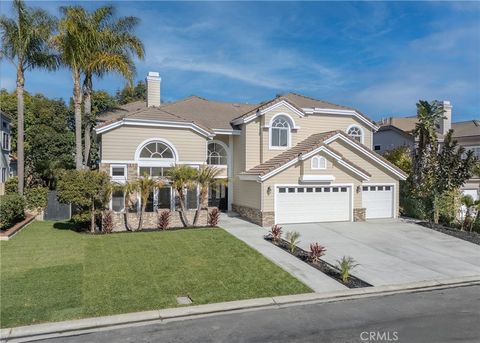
[53,222,79,231]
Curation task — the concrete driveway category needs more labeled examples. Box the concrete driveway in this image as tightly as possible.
[283,220,480,286]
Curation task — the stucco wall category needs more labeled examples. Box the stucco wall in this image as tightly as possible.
[373,130,414,155]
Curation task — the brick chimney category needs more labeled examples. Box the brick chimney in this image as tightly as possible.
[439,101,452,135]
[146,71,161,107]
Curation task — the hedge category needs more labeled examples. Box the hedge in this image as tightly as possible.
[0,194,26,230]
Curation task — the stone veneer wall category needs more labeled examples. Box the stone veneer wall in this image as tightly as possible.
[232,204,274,227]
[110,209,210,231]
[353,208,366,222]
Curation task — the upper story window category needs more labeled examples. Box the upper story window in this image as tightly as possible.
[207,142,227,165]
[2,132,9,150]
[347,125,363,143]
[271,116,290,148]
[140,142,174,159]
[311,155,327,170]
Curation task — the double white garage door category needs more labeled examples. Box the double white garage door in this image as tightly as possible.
[275,184,394,224]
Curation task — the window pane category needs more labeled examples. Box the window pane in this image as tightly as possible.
[280,129,288,146]
[315,187,322,192]
[186,189,198,210]
[297,188,304,193]
[362,186,368,191]
[279,187,286,193]
[157,187,171,209]
[145,191,154,212]
[112,190,124,212]
[319,157,326,169]
[341,187,347,192]
[162,167,172,177]
[288,187,295,193]
[151,167,162,177]
[378,186,384,191]
[306,188,313,192]
[112,167,125,176]
[272,128,280,146]
[370,186,376,191]
[333,187,339,192]
[324,188,330,192]
[385,186,391,191]
[139,167,150,176]
[220,156,228,165]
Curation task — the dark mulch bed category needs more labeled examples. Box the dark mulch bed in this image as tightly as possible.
[418,222,480,246]
[265,236,371,288]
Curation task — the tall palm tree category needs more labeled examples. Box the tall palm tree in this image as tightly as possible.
[51,6,90,170]
[193,166,224,226]
[0,0,58,194]
[81,7,144,166]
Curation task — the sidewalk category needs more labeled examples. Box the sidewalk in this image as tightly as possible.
[220,214,346,293]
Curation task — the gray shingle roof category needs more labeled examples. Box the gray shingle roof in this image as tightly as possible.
[452,120,480,138]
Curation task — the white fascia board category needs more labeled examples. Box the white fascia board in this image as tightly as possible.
[260,100,305,118]
[238,174,260,181]
[95,119,214,138]
[231,111,260,126]
[300,175,336,182]
[324,134,407,180]
[212,129,241,136]
[300,145,369,180]
[302,107,379,131]
[258,158,300,182]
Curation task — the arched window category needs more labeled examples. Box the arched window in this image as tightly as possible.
[347,125,363,143]
[271,116,290,148]
[139,142,174,159]
[207,142,227,165]
[311,156,327,170]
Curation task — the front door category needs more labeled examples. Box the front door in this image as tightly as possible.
[208,184,228,212]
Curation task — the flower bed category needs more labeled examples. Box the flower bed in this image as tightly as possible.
[264,235,371,288]
[417,221,480,246]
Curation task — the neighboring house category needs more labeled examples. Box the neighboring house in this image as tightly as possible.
[95,71,406,227]
[374,102,480,200]
[0,111,12,194]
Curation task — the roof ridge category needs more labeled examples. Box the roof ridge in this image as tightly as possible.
[285,92,353,110]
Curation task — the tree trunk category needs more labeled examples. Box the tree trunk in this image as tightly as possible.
[91,202,95,233]
[16,67,25,195]
[193,187,207,226]
[73,68,83,170]
[177,190,190,227]
[137,202,146,231]
[83,74,92,167]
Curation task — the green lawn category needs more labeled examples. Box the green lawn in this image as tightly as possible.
[0,221,310,328]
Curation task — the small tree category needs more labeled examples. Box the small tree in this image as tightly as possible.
[56,170,110,232]
[193,166,224,226]
[167,166,198,227]
[124,174,164,231]
[383,146,412,174]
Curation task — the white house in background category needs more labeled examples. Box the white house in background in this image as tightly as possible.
[374,102,480,200]
[0,110,13,192]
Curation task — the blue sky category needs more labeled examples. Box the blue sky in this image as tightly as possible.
[1,1,479,121]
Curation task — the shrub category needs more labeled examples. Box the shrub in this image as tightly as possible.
[309,243,327,263]
[70,212,91,230]
[207,208,220,227]
[285,231,300,253]
[270,224,282,243]
[0,194,26,230]
[25,186,49,211]
[4,176,18,194]
[336,256,359,283]
[102,211,114,234]
[158,210,171,230]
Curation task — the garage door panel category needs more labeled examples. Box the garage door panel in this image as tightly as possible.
[362,185,393,219]
[276,186,351,224]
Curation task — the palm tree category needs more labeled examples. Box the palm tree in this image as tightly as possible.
[0,0,58,194]
[167,166,198,227]
[51,6,90,170]
[124,174,164,231]
[193,166,224,226]
[81,7,144,166]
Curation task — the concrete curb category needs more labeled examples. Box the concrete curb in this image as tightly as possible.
[2,276,479,342]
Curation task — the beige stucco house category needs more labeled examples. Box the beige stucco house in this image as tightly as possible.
[95,72,407,227]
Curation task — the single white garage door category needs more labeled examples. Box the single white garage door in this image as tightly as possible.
[362,185,394,219]
[276,186,351,224]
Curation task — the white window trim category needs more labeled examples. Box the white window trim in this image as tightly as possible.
[207,140,229,166]
[134,138,179,162]
[110,164,127,183]
[346,124,365,144]
[268,113,296,150]
[311,155,327,170]
[110,190,125,213]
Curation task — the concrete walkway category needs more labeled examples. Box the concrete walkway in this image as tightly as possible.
[220,214,346,293]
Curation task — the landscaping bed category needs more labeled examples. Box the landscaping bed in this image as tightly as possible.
[264,236,371,289]
[0,215,35,241]
[418,222,480,246]
[0,221,311,328]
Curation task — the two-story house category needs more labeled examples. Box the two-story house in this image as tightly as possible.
[374,102,480,200]
[1,110,12,194]
[95,72,406,227]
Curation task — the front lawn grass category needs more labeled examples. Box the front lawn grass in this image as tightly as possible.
[0,221,310,328]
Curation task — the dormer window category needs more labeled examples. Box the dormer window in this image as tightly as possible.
[347,125,363,143]
[311,156,327,170]
[270,116,290,148]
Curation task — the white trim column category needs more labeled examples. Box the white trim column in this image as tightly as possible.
[228,135,233,211]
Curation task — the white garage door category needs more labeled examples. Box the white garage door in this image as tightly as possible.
[276,186,351,224]
[362,185,394,219]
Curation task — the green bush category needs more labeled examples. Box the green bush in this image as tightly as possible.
[0,194,26,230]
[25,186,49,211]
[399,180,428,220]
[5,176,18,194]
